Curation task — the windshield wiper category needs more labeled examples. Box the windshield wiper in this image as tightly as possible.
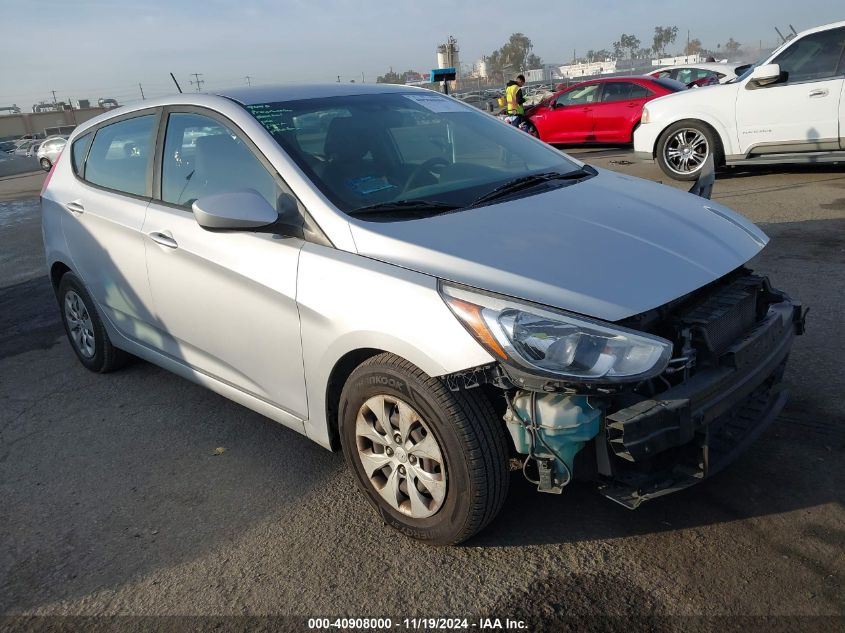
[467,168,595,208]
[348,199,460,217]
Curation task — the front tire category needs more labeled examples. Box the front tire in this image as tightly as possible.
[522,121,540,138]
[339,353,509,545]
[40,158,51,171]
[655,120,721,181]
[57,273,129,373]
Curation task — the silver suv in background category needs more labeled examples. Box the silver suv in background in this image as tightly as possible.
[36,135,67,170]
[41,84,804,544]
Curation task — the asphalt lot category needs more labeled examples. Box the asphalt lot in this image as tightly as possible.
[1,154,843,631]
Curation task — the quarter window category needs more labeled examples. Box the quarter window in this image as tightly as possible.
[84,115,155,196]
[773,27,845,83]
[70,133,92,177]
[161,112,280,209]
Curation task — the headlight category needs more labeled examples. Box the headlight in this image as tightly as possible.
[641,106,651,124]
[440,283,672,383]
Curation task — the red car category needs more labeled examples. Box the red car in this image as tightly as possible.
[525,76,685,145]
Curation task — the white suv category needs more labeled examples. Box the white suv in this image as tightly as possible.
[635,21,845,180]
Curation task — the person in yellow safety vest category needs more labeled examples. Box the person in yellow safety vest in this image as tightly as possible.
[504,74,526,127]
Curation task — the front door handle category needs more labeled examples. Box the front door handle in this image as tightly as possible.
[148,231,178,249]
[809,88,829,98]
[64,200,84,214]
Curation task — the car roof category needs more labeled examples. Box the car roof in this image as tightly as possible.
[651,62,737,73]
[215,82,430,105]
[567,76,650,87]
[796,19,845,37]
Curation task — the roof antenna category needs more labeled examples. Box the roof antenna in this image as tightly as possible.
[170,72,183,94]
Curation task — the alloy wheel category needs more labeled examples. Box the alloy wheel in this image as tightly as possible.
[64,290,96,358]
[355,394,447,519]
[663,128,709,175]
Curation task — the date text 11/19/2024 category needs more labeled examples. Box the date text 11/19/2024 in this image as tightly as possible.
[307,617,528,630]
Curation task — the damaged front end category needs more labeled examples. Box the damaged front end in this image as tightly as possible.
[441,270,806,507]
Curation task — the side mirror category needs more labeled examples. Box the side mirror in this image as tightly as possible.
[748,63,781,87]
[734,63,752,77]
[192,190,278,231]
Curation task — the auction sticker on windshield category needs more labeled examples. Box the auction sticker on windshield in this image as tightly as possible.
[403,93,468,113]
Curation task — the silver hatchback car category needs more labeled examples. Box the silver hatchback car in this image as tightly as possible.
[42,84,803,544]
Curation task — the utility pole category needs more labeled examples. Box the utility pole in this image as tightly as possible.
[51,90,57,104]
[361,72,365,83]
[189,73,205,92]
[337,75,341,82]
[245,75,252,86]
[139,83,145,100]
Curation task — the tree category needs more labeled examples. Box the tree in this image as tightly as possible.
[593,48,612,61]
[526,53,542,69]
[487,33,543,76]
[612,40,623,60]
[684,38,703,56]
[376,69,418,84]
[724,38,741,55]
[613,34,641,60]
[652,26,679,55]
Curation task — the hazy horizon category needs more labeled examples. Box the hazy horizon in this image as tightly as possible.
[1,0,842,107]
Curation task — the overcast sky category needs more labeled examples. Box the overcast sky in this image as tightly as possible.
[1,0,842,107]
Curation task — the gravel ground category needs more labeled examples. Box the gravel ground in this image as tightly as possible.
[0,156,843,632]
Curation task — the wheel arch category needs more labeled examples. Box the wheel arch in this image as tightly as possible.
[49,260,73,292]
[652,115,731,162]
[324,347,385,451]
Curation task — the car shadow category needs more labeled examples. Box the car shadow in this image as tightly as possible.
[0,215,338,613]
[718,162,845,180]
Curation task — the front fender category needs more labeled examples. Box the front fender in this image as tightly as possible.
[296,242,494,449]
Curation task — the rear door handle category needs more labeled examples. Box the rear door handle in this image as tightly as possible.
[148,231,178,249]
[64,200,84,214]
[809,89,828,98]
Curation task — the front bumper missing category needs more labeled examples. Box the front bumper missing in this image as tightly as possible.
[598,299,802,509]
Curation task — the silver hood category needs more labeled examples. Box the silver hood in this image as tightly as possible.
[349,168,768,321]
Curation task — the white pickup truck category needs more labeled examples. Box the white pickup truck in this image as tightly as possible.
[634,20,845,180]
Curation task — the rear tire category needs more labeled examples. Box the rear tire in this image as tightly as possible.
[655,120,722,181]
[339,352,509,545]
[57,273,130,373]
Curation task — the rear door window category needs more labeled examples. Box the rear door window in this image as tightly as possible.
[600,82,651,102]
[84,115,155,196]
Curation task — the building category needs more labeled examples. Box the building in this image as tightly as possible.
[557,59,618,79]
[651,54,704,67]
[437,36,460,72]
[0,107,108,141]
[525,65,559,83]
[473,57,489,79]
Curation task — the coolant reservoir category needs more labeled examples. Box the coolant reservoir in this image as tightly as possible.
[506,392,601,477]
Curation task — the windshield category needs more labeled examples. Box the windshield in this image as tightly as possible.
[244,92,583,215]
